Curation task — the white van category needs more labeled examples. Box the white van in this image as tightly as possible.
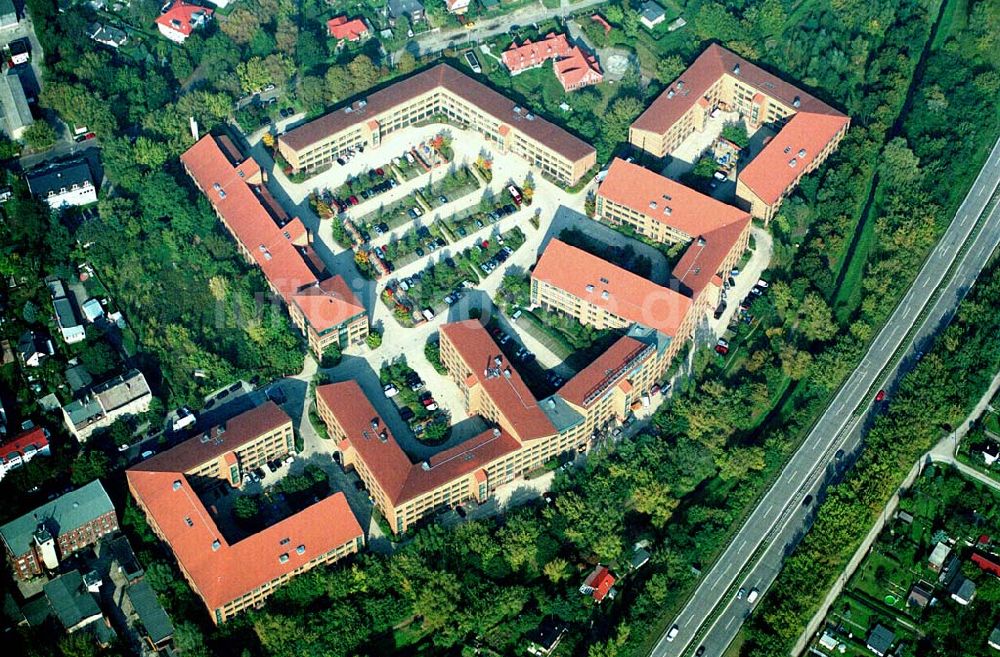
[747,588,760,604]
[666,625,679,641]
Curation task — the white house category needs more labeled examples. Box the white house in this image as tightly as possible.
[46,278,86,344]
[27,160,98,209]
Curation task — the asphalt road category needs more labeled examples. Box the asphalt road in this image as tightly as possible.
[392,0,609,61]
[654,136,1000,657]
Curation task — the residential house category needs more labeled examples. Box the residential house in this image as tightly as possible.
[502,33,571,75]
[938,554,960,586]
[639,1,666,29]
[553,45,603,92]
[155,1,212,44]
[972,551,1000,577]
[866,624,895,657]
[630,44,850,222]
[580,565,616,602]
[0,480,118,580]
[0,426,51,481]
[277,63,597,186]
[905,583,932,610]
[387,0,424,24]
[327,15,370,43]
[62,370,152,442]
[928,541,951,572]
[8,37,29,64]
[81,298,104,323]
[989,623,1000,651]
[527,618,567,656]
[26,160,98,209]
[630,546,651,571]
[445,0,470,14]
[0,0,17,29]
[47,278,86,344]
[984,441,1000,466]
[123,580,173,651]
[42,571,105,633]
[180,135,369,357]
[0,68,32,140]
[127,403,364,624]
[17,331,54,367]
[87,22,128,49]
[950,575,976,605]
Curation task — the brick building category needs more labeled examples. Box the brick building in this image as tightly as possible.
[629,44,849,222]
[181,135,368,357]
[277,64,597,186]
[1,480,118,580]
[127,403,364,624]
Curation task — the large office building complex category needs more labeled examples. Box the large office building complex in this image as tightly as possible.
[629,44,849,222]
[318,320,666,534]
[127,403,364,624]
[277,64,597,186]
[1,480,118,581]
[181,135,368,357]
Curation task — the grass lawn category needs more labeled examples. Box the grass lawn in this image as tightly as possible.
[984,407,1000,435]
[831,181,880,321]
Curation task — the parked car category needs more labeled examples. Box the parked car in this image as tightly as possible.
[875,389,887,402]
[438,195,448,204]
[400,407,415,421]
[715,344,729,355]
[756,278,769,288]
[383,384,399,397]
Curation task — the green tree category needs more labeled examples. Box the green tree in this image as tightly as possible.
[602,96,644,156]
[70,449,109,485]
[233,495,262,521]
[398,51,417,74]
[22,121,57,150]
[656,55,685,84]
[237,57,272,94]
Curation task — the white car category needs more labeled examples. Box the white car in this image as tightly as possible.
[756,278,769,288]
[667,625,679,642]
[383,384,399,397]
[747,588,760,604]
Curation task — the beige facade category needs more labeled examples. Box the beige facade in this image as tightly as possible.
[287,302,368,356]
[278,66,597,186]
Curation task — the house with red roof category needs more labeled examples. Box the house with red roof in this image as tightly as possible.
[0,426,50,481]
[502,33,572,75]
[596,157,751,321]
[580,565,616,602]
[530,238,699,369]
[180,135,368,357]
[127,403,364,624]
[445,0,471,14]
[554,46,603,92]
[972,551,1000,578]
[629,43,849,222]
[326,15,370,43]
[155,1,213,44]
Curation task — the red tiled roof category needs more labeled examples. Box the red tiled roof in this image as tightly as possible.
[972,552,1000,578]
[0,427,49,464]
[131,402,290,476]
[279,64,595,163]
[599,158,750,238]
[558,336,653,409]
[632,43,845,135]
[126,469,362,611]
[327,15,368,41]
[181,135,320,303]
[155,1,213,37]
[532,239,693,337]
[583,565,615,601]
[439,321,556,441]
[554,46,603,91]
[672,217,750,296]
[316,381,521,505]
[292,275,365,333]
[501,33,571,73]
[738,111,849,204]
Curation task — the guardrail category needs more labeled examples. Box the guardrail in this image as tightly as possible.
[665,141,1000,657]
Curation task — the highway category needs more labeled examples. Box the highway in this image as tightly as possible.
[652,136,1000,657]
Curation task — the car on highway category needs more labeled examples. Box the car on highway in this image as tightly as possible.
[802,494,813,506]
[667,625,679,642]
[737,587,746,600]
[875,389,887,402]
[695,647,706,657]
[747,588,760,604]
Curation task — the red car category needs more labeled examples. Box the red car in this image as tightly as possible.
[84,132,96,140]
[375,167,385,176]
[349,195,359,206]
[875,389,886,402]
[421,397,436,407]
[715,344,729,355]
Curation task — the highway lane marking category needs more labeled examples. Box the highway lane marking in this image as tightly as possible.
[725,615,737,631]
[784,469,799,484]
[739,538,748,551]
